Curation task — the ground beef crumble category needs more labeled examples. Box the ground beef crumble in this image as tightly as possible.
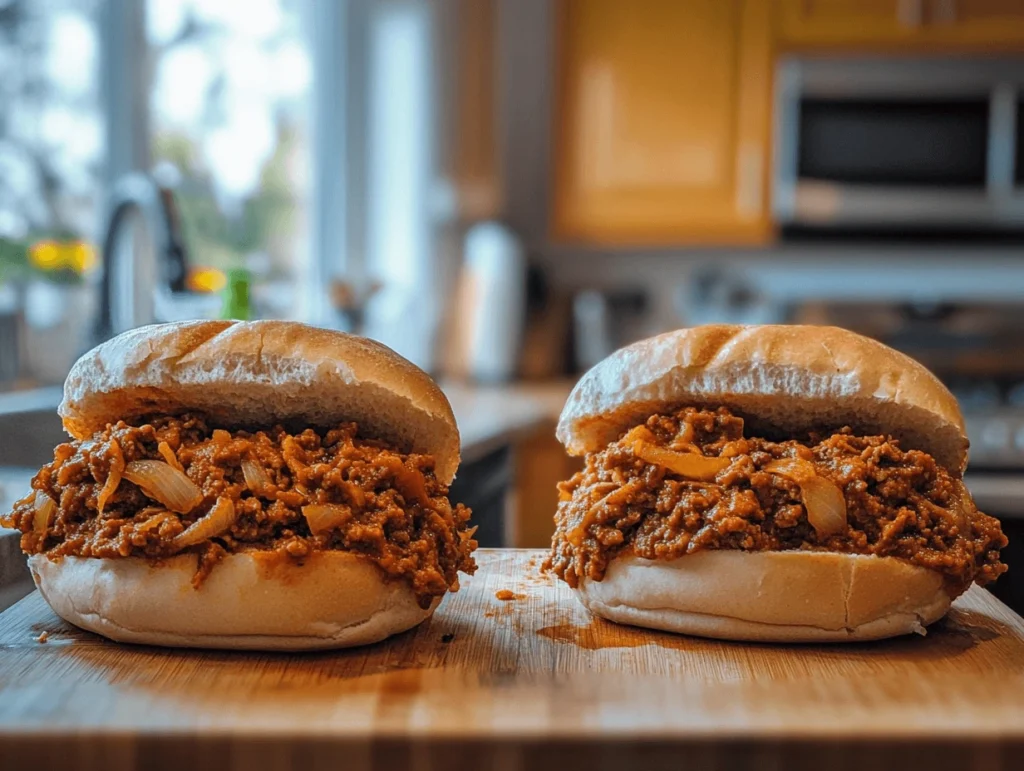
[546,407,1007,597]
[1,414,477,608]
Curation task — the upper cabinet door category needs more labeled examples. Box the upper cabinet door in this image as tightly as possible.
[928,0,1024,47]
[552,0,773,245]
[779,0,1024,49]
[778,0,930,46]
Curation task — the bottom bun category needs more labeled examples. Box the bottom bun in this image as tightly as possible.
[573,551,953,643]
[29,550,438,650]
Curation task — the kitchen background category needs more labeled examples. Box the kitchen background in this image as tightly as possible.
[3,0,1024,612]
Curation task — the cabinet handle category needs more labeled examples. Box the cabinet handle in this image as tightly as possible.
[897,0,924,27]
[932,0,956,24]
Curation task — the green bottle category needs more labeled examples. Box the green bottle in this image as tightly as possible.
[220,268,252,320]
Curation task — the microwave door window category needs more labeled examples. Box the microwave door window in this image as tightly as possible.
[798,99,989,187]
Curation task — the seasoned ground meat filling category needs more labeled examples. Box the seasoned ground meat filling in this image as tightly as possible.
[2,415,477,608]
[547,407,1006,595]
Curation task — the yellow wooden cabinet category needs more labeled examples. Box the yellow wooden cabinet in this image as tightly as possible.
[779,0,1024,49]
[552,0,774,245]
[930,1,1024,46]
[778,1,929,46]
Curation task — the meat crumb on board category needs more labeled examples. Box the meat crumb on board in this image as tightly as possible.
[495,589,526,601]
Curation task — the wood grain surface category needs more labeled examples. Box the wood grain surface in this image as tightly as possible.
[1,549,1023,771]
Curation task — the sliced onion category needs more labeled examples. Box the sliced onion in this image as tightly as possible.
[171,497,236,550]
[123,460,203,514]
[764,458,847,538]
[158,441,184,472]
[136,509,175,533]
[632,440,730,481]
[621,424,657,446]
[302,503,352,535]
[568,479,645,547]
[339,480,366,508]
[281,436,307,477]
[33,491,57,534]
[376,454,431,507]
[764,457,817,483]
[949,479,972,532]
[96,441,125,515]
[623,424,699,454]
[241,460,271,494]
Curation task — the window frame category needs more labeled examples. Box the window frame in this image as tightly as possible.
[98,0,341,325]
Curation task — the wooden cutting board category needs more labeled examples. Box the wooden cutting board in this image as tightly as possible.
[1,549,1023,771]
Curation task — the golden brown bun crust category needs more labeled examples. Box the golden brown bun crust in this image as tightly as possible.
[557,325,967,474]
[59,320,461,484]
[29,551,438,650]
[574,551,953,643]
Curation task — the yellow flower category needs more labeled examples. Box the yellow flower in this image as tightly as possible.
[187,267,228,293]
[29,240,97,274]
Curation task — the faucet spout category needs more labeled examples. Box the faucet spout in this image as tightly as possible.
[96,173,189,343]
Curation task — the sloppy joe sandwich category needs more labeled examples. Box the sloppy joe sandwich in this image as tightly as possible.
[2,320,477,650]
[546,325,1006,642]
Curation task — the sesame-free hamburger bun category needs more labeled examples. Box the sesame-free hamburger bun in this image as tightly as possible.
[9,321,475,650]
[550,325,1004,643]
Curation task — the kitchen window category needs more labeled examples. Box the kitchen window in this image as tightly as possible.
[0,0,104,384]
[0,0,103,273]
[0,0,448,382]
[146,0,311,319]
[0,0,322,341]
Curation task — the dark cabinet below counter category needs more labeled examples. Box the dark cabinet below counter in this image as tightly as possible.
[0,469,35,613]
[990,518,1024,616]
[965,472,1024,617]
[448,444,512,549]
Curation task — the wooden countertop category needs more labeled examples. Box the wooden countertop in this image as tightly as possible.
[1,549,1023,770]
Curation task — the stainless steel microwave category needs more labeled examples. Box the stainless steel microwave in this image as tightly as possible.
[773,56,1024,231]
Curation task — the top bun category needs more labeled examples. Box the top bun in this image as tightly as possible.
[60,320,461,484]
[557,325,967,474]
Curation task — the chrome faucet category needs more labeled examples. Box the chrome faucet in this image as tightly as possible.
[95,173,190,343]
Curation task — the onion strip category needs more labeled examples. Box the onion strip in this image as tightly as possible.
[621,425,657,446]
[241,460,271,494]
[568,478,645,547]
[33,491,57,535]
[764,458,848,538]
[376,453,432,507]
[302,503,352,535]
[632,441,730,481]
[171,497,236,550]
[158,442,184,472]
[96,441,125,516]
[339,480,366,508]
[123,460,203,514]
[136,509,175,533]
